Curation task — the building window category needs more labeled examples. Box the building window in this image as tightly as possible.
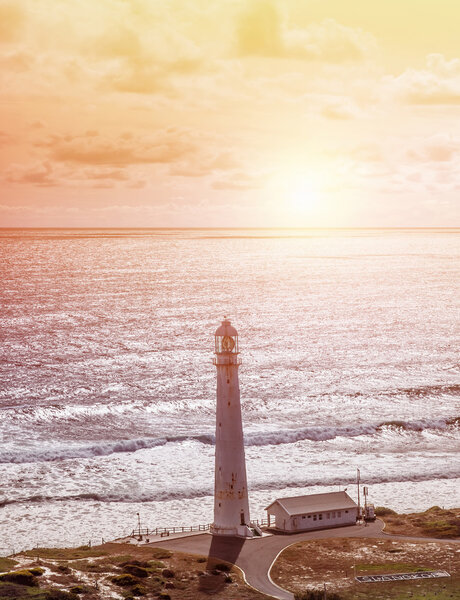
[313,514,317,521]
[319,514,322,520]
[308,515,311,518]
[338,511,341,517]
[327,513,330,519]
[302,515,305,519]
[345,510,348,513]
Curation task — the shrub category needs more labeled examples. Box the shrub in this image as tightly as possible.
[295,591,343,600]
[161,569,175,579]
[214,563,231,572]
[149,549,172,560]
[131,584,146,596]
[122,565,149,578]
[69,584,90,594]
[424,506,442,513]
[196,557,206,563]
[57,564,72,574]
[0,558,18,573]
[374,507,397,516]
[120,560,150,569]
[0,569,39,587]
[148,560,165,570]
[29,567,45,576]
[44,590,79,600]
[421,520,459,538]
[111,574,138,587]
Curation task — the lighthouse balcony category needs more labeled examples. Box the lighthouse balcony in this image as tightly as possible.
[213,356,242,366]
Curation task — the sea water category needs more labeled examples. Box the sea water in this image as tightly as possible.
[0,228,459,552]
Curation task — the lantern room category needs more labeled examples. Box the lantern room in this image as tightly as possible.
[215,318,239,354]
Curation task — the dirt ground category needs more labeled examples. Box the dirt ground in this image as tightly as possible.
[1,542,271,600]
[379,506,460,539]
[271,537,459,600]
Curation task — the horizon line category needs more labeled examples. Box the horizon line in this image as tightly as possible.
[1,226,459,231]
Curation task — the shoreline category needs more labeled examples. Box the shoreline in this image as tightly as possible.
[1,507,458,600]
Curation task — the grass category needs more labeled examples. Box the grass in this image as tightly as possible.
[22,547,106,561]
[0,561,18,574]
[0,582,78,600]
[11,543,270,600]
[271,536,458,600]
[381,506,460,538]
[356,563,431,574]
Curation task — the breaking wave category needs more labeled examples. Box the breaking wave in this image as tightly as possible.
[1,470,459,508]
[0,417,457,464]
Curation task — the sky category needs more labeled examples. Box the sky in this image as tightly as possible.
[1,0,460,227]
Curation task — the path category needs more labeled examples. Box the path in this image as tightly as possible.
[148,522,459,600]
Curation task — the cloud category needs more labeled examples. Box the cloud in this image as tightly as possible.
[321,97,362,120]
[387,53,460,105]
[170,151,240,177]
[406,134,459,163]
[236,0,283,57]
[6,161,57,186]
[0,3,25,43]
[40,129,195,166]
[212,171,262,190]
[236,2,375,63]
[86,16,203,94]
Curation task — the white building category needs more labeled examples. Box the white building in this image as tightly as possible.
[211,319,253,538]
[266,491,358,533]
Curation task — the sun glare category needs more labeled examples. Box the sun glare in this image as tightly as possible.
[268,169,323,225]
[286,176,320,216]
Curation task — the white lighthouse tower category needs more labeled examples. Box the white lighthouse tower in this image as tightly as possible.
[211,319,252,538]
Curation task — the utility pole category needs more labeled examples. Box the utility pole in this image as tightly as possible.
[363,486,368,526]
[137,512,141,535]
[357,468,361,522]
[323,582,327,599]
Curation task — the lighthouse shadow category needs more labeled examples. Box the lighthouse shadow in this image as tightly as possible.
[199,536,246,595]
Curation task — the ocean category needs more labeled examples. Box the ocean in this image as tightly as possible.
[0,228,459,553]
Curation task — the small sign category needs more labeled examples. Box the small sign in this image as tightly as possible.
[356,570,450,583]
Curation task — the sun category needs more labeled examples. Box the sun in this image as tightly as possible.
[285,176,320,217]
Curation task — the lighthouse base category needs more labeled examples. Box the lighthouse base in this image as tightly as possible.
[210,524,254,538]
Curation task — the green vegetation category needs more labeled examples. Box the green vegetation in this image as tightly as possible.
[147,560,165,570]
[381,505,460,538]
[374,506,397,516]
[148,549,171,560]
[110,574,138,587]
[0,571,39,587]
[0,560,18,574]
[295,591,343,600]
[55,567,70,575]
[121,565,149,578]
[0,582,78,600]
[67,586,89,595]
[356,563,430,574]
[25,571,43,579]
[23,547,106,561]
[129,584,146,596]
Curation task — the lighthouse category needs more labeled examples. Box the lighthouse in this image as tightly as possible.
[211,319,252,538]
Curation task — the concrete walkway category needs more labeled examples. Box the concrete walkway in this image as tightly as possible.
[148,522,459,600]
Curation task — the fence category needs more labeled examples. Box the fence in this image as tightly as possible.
[130,523,211,537]
[130,517,270,538]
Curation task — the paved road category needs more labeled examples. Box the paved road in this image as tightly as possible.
[149,523,459,600]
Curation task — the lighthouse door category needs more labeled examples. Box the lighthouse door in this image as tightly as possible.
[240,511,245,526]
